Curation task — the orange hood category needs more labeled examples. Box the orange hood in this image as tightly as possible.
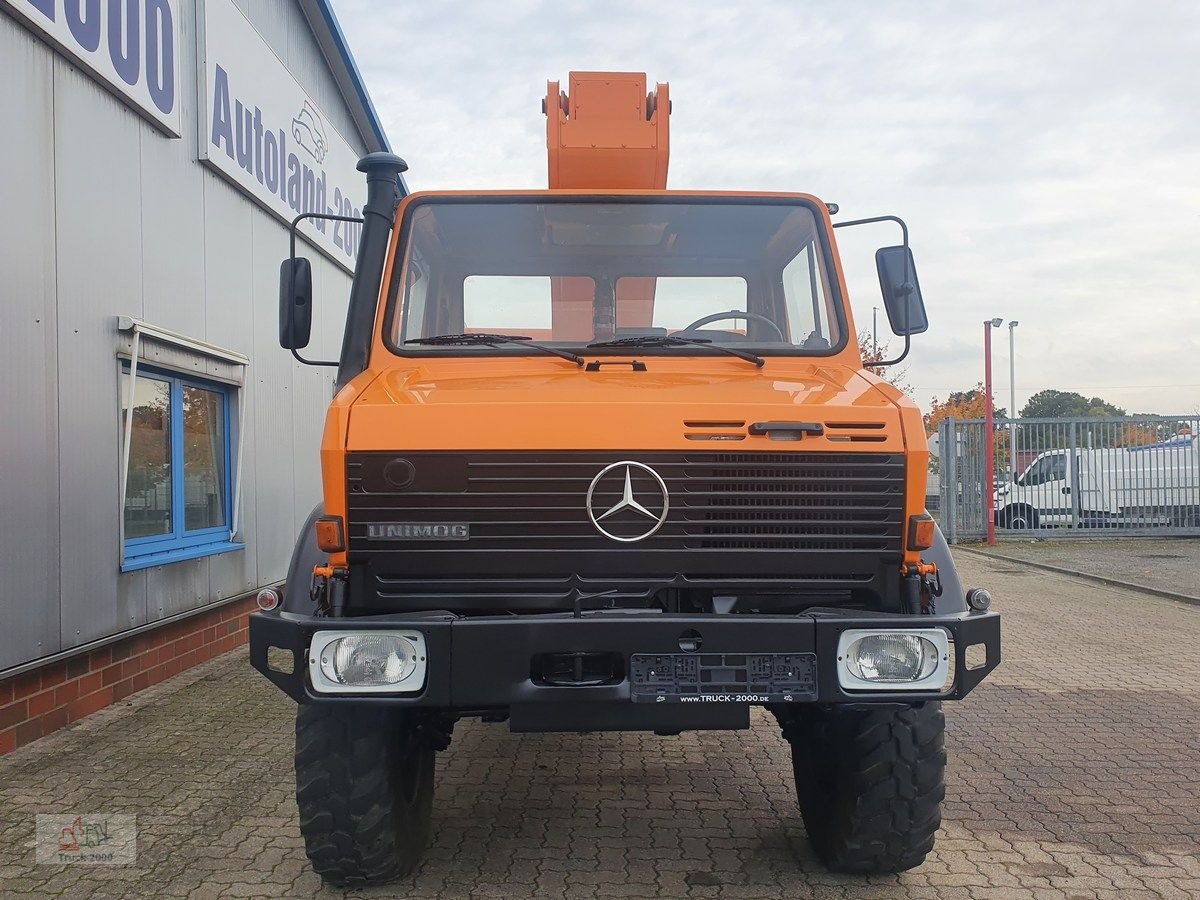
[345,359,909,452]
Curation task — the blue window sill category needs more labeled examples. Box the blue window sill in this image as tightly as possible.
[121,541,245,573]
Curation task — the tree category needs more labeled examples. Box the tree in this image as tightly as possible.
[857,331,910,394]
[925,384,1009,477]
[1020,389,1125,418]
[924,384,1006,435]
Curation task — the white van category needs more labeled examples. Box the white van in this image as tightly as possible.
[995,436,1200,529]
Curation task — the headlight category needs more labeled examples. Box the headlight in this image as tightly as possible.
[836,628,950,692]
[308,631,428,694]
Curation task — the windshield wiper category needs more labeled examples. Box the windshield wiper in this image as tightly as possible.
[586,335,764,368]
[405,333,584,367]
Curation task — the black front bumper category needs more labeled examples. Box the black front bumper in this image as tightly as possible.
[250,607,1000,723]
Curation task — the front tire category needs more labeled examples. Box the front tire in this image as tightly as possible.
[782,702,945,873]
[295,705,435,885]
[1000,504,1038,530]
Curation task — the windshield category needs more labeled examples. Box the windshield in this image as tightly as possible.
[386,198,845,356]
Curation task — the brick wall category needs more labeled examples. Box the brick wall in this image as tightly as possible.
[0,596,258,755]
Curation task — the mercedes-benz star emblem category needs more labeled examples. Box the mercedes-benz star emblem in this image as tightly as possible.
[586,461,670,543]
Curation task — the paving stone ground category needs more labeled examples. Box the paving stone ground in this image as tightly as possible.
[970,537,1200,602]
[2,551,1199,899]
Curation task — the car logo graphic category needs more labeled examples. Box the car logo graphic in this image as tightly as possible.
[585,461,670,543]
[291,100,329,164]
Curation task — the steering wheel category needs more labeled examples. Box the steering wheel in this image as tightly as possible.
[680,310,785,341]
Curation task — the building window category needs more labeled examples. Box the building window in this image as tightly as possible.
[121,366,241,570]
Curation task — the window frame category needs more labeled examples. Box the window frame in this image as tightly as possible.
[120,363,241,572]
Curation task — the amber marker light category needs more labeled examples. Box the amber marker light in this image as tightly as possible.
[315,516,346,553]
[907,514,936,552]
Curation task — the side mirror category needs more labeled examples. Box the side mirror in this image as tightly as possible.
[875,245,928,336]
[279,257,313,349]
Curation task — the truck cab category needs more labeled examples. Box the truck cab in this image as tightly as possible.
[250,72,1001,886]
[999,448,1078,528]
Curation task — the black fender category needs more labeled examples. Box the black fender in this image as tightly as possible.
[920,524,966,614]
[283,504,328,614]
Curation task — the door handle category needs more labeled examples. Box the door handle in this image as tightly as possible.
[1061,487,1070,494]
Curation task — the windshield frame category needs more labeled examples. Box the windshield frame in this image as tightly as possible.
[379,193,850,361]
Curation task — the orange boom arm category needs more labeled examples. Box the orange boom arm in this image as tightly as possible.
[544,72,670,190]
[544,72,671,337]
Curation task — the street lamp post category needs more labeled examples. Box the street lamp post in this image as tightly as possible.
[1008,320,1019,487]
[984,318,1003,545]
[1008,321,1018,419]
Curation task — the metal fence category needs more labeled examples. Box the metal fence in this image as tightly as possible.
[937,416,1200,542]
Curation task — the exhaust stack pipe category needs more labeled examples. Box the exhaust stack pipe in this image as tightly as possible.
[336,152,409,388]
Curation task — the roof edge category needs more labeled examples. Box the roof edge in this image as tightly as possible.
[299,0,390,154]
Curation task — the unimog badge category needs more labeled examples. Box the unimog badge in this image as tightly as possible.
[365,523,470,540]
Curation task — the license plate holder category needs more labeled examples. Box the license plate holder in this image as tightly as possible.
[629,652,817,703]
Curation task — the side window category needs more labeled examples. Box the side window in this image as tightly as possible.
[782,243,836,346]
[402,253,430,340]
[1020,454,1065,487]
[183,384,227,530]
[1019,458,1044,486]
[1048,454,1068,482]
[121,367,236,569]
[124,374,173,539]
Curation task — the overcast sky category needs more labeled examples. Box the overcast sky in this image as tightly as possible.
[332,0,1200,415]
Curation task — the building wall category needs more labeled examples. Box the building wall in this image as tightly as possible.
[0,0,370,671]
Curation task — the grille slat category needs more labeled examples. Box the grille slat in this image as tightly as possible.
[348,452,905,554]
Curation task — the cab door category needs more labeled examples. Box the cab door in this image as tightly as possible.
[1015,452,1072,524]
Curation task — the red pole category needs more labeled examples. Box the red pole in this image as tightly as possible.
[983,321,996,545]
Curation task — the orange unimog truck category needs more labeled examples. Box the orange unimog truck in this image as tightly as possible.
[252,72,1000,885]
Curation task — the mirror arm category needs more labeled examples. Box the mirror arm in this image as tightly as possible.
[832,213,909,243]
[287,211,365,368]
[873,330,910,367]
[290,347,337,368]
[833,214,913,367]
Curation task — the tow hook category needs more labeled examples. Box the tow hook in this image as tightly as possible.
[310,565,348,617]
[903,563,941,615]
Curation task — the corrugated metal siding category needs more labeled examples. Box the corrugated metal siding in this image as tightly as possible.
[202,172,260,601]
[53,62,145,651]
[250,215,299,584]
[0,24,61,667]
[0,0,366,670]
[242,0,367,156]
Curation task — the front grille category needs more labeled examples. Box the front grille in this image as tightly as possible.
[347,452,905,553]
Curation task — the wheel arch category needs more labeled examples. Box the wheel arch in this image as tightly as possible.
[921,524,966,614]
[283,503,328,614]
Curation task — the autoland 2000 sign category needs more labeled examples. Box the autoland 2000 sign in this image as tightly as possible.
[2,0,180,134]
[199,0,366,270]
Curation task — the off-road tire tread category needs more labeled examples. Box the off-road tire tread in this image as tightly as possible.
[786,702,945,874]
[295,705,433,885]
